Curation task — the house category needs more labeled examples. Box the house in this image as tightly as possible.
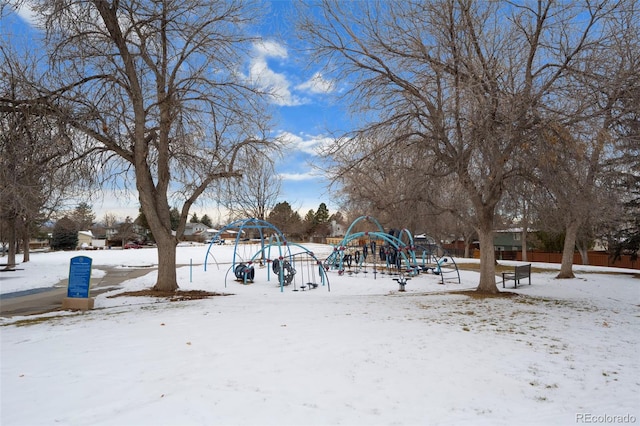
[204,228,219,242]
[184,223,208,237]
[77,230,94,249]
[184,223,229,242]
[330,220,345,237]
[28,232,50,250]
[100,226,118,241]
[493,228,529,251]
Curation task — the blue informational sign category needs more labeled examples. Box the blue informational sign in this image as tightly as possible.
[67,256,92,298]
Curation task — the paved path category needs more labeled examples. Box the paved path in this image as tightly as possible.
[0,266,156,317]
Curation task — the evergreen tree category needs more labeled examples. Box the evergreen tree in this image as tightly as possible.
[136,207,149,229]
[135,208,154,242]
[610,80,640,261]
[190,213,200,223]
[267,202,302,236]
[169,207,180,231]
[314,203,330,224]
[303,209,316,238]
[304,209,315,224]
[313,203,331,237]
[201,214,213,228]
[71,202,95,230]
[611,173,640,261]
[51,217,78,250]
[533,231,565,253]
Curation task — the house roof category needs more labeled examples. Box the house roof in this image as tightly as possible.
[185,222,208,228]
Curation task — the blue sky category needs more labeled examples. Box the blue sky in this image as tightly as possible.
[2,2,348,223]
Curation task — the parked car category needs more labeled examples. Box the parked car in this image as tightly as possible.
[205,238,225,245]
[124,242,142,249]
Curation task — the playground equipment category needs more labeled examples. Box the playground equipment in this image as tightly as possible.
[324,216,421,277]
[204,218,283,285]
[393,273,410,291]
[272,258,296,286]
[234,263,256,282]
[266,247,328,291]
[204,218,329,292]
[325,216,461,288]
[414,235,461,284]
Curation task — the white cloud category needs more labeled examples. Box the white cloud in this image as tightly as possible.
[11,2,38,27]
[296,72,335,94]
[278,131,334,156]
[248,40,304,106]
[248,41,334,106]
[249,58,301,106]
[253,40,288,59]
[278,172,318,181]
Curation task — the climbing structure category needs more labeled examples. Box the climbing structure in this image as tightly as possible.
[204,218,329,292]
[325,216,421,277]
[325,216,460,286]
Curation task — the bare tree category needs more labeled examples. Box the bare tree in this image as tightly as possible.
[301,0,617,292]
[0,46,79,268]
[1,1,276,291]
[499,179,537,262]
[102,212,118,228]
[536,3,640,278]
[332,130,479,255]
[330,129,441,231]
[115,216,138,247]
[536,123,609,278]
[222,155,281,221]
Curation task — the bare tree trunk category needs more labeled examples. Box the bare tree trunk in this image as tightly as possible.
[21,217,30,263]
[475,205,499,293]
[576,239,589,265]
[579,249,589,265]
[137,177,180,292]
[144,207,180,291]
[4,216,17,269]
[557,221,579,278]
[476,226,498,293]
[153,230,178,292]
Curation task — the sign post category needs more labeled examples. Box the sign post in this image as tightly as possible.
[62,256,95,311]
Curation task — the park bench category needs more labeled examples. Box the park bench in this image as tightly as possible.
[501,264,531,289]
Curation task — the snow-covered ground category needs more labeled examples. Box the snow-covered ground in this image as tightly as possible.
[1,244,639,426]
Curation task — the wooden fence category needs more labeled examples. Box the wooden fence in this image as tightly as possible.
[493,250,638,270]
